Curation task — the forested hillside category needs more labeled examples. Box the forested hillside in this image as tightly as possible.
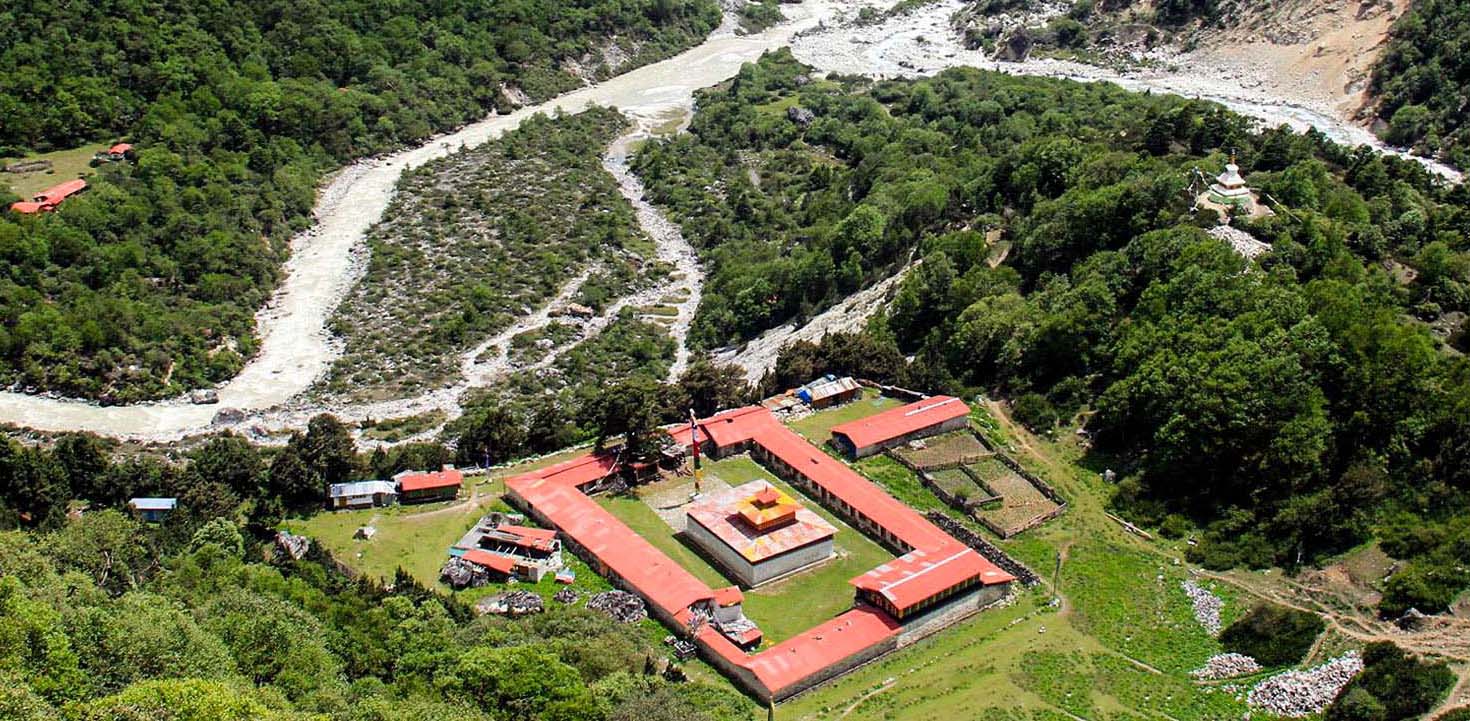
[0,424,749,721]
[1369,0,1470,168]
[0,0,720,401]
[636,51,1470,614]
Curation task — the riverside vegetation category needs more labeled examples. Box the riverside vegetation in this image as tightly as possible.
[0,0,720,401]
[321,108,656,402]
[635,50,1470,616]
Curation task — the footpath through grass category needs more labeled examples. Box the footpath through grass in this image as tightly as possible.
[777,401,1253,721]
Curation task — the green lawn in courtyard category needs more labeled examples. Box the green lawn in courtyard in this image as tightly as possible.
[598,493,730,588]
[787,390,903,445]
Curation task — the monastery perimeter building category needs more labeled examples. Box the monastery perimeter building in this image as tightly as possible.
[830,395,970,459]
[506,397,1014,702]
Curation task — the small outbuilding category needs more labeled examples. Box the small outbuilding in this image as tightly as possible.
[127,497,177,523]
[829,396,971,459]
[796,375,861,409]
[394,465,462,504]
[328,480,399,510]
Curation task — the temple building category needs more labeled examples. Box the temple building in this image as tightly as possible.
[1197,155,1272,220]
[685,481,837,587]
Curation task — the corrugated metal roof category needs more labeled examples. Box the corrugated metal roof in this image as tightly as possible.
[128,497,177,511]
[699,606,901,697]
[505,474,715,620]
[462,549,516,573]
[829,396,969,450]
[394,467,462,492]
[328,480,397,498]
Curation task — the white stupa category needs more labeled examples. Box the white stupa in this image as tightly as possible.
[1196,154,1272,220]
[1207,156,1252,207]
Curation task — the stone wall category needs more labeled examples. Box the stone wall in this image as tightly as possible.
[926,510,1041,586]
[896,582,1010,648]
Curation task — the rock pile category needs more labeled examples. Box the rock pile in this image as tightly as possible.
[1191,653,1263,680]
[587,590,647,623]
[478,590,545,616]
[439,557,491,590]
[1246,652,1363,717]
[1181,579,1223,635]
[553,588,580,605]
[273,531,312,561]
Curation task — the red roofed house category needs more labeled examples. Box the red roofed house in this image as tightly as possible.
[394,465,462,503]
[829,395,971,459]
[9,178,88,214]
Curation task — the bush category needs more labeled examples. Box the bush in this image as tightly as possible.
[1158,514,1193,540]
[1012,393,1059,432]
[1325,642,1454,721]
[1218,604,1324,666]
[1436,709,1470,721]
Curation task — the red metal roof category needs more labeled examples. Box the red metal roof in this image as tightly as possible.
[506,472,714,620]
[9,201,43,214]
[829,396,970,450]
[35,179,87,204]
[713,585,744,607]
[462,549,516,574]
[699,606,901,697]
[109,143,133,155]
[490,524,558,552]
[852,546,1012,611]
[396,467,462,492]
[523,452,621,489]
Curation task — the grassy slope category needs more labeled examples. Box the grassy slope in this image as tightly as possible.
[1,144,107,198]
[778,401,1251,721]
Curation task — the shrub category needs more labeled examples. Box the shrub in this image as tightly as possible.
[1325,642,1454,721]
[1012,393,1059,432]
[1158,514,1193,540]
[1218,604,1324,666]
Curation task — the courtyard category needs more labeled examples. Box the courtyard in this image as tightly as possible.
[600,454,895,644]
